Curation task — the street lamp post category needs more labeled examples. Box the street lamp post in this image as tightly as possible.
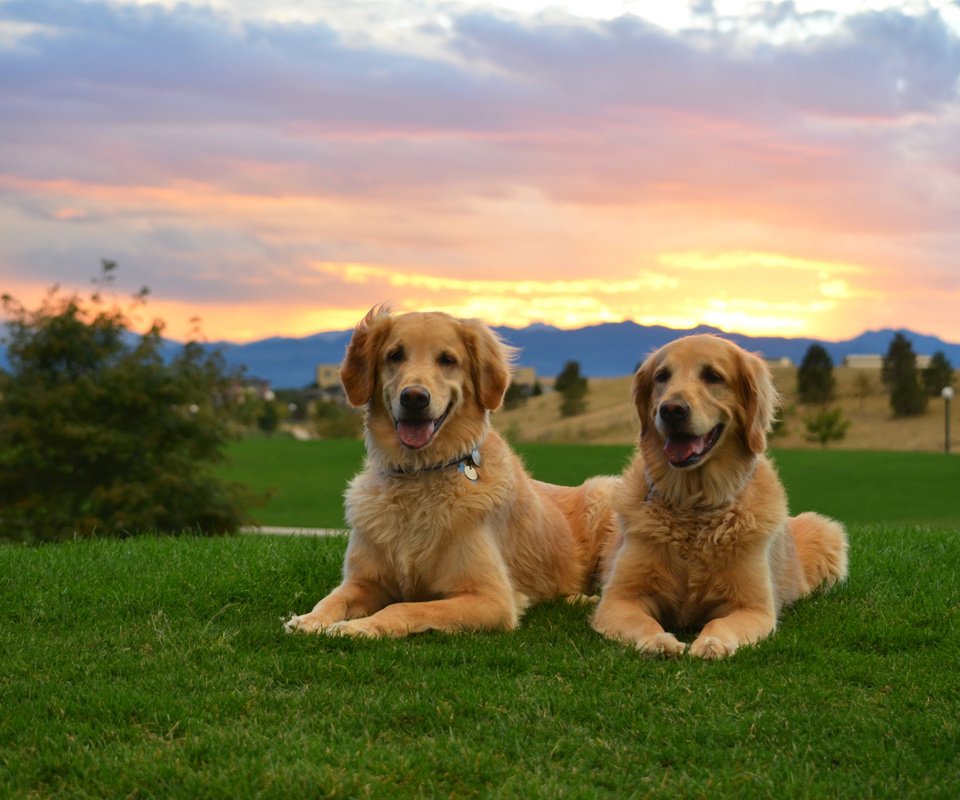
[942,386,954,454]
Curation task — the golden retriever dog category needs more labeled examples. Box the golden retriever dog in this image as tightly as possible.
[285,307,618,638]
[592,334,848,659]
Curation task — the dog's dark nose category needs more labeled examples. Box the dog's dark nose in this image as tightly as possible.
[400,386,431,412]
[659,399,690,426]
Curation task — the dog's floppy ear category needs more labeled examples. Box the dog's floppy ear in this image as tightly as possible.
[339,305,392,407]
[460,318,517,411]
[632,351,657,438]
[737,348,780,454]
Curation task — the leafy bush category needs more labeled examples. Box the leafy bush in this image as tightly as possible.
[313,399,363,439]
[804,407,850,448]
[0,262,256,541]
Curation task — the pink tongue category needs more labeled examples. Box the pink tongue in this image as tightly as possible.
[397,420,435,449]
[664,434,707,464]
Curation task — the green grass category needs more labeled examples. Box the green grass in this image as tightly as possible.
[4,438,959,797]
[1,527,957,798]
[770,449,960,527]
[219,436,366,528]
[221,436,960,528]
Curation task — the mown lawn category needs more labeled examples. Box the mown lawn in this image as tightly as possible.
[2,438,959,798]
[1,527,958,798]
[221,435,960,528]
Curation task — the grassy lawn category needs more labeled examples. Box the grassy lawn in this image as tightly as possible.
[3,438,959,798]
[2,528,958,798]
[222,435,960,528]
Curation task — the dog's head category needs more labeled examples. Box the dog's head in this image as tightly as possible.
[340,306,515,466]
[632,334,779,472]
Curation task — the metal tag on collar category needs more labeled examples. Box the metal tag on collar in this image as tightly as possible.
[459,448,481,481]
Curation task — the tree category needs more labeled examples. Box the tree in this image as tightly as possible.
[854,371,873,410]
[503,381,528,410]
[804,407,850,448]
[796,344,835,404]
[922,351,954,397]
[313,398,363,439]
[0,261,255,542]
[769,405,790,440]
[257,400,281,435]
[555,360,588,418]
[882,332,927,417]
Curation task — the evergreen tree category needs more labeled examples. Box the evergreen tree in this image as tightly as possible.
[503,381,528,410]
[555,360,588,417]
[922,351,954,397]
[882,332,927,417]
[0,261,256,541]
[796,344,835,404]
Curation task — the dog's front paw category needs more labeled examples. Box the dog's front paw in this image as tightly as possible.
[635,632,687,658]
[324,617,397,639]
[564,593,599,606]
[283,613,329,635]
[690,635,738,659]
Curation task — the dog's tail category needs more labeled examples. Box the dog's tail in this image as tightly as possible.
[788,511,849,593]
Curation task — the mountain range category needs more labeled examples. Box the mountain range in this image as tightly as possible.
[208,322,960,388]
[2,321,957,388]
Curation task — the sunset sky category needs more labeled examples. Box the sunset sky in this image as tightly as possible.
[2,0,960,344]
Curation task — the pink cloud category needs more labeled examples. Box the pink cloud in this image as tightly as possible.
[1,1,959,342]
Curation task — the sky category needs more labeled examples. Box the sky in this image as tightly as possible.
[2,0,960,344]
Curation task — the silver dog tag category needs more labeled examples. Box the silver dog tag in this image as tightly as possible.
[470,448,482,467]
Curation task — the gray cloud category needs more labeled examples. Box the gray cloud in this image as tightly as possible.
[3,2,958,173]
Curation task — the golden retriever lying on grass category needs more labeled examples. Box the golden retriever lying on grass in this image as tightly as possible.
[592,334,848,659]
[285,307,618,638]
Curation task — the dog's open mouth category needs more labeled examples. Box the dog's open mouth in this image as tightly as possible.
[395,403,452,449]
[663,424,723,468]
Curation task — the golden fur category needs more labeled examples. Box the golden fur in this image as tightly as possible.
[592,334,848,659]
[285,307,618,638]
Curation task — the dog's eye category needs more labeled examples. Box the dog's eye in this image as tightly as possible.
[654,368,670,384]
[438,352,459,368]
[385,347,404,364]
[701,366,725,384]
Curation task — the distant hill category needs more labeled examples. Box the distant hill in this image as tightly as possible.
[2,321,959,388]
[213,322,960,388]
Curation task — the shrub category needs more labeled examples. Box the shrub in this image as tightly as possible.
[313,399,363,439]
[0,262,256,541]
[804,407,850,448]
